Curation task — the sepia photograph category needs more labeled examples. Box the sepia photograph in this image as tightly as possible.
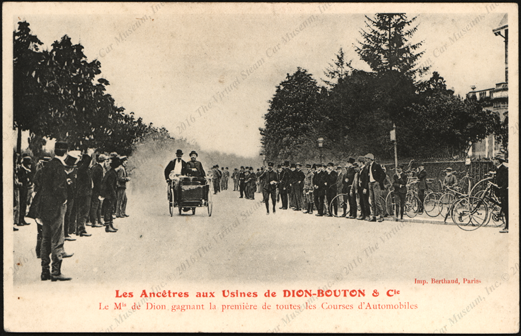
[3,2,519,333]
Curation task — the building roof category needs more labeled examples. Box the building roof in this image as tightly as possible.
[493,14,508,34]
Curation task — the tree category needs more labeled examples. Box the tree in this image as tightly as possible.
[403,92,500,158]
[355,13,429,80]
[260,67,321,162]
[13,21,44,153]
[322,48,353,88]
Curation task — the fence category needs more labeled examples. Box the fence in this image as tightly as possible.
[381,159,494,193]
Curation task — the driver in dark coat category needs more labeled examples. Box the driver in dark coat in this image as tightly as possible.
[185,151,206,178]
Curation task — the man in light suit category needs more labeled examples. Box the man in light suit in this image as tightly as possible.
[164,149,187,206]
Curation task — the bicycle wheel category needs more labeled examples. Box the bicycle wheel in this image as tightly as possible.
[385,192,395,218]
[405,194,420,218]
[207,187,213,217]
[470,178,491,198]
[439,193,455,219]
[424,192,441,217]
[168,186,174,217]
[474,190,504,227]
[452,196,489,231]
[329,194,348,217]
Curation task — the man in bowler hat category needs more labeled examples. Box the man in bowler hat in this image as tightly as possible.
[165,149,187,206]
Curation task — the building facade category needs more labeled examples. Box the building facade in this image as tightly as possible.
[466,14,508,159]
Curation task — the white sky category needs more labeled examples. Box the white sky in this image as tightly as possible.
[6,3,512,158]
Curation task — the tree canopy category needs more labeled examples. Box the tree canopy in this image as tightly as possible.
[260,14,501,164]
[13,21,165,157]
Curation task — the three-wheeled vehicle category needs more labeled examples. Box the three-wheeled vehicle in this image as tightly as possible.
[168,176,212,217]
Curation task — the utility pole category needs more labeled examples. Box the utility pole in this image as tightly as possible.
[390,124,398,170]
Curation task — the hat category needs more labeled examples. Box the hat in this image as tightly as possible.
[337,166,342,169]
[445,167,453,172]
[365,153,375,160]
[64,154,78,168]
[353,162,359,167]
[22,156,32,163]
[268,162,274,167]
[297,163,302,167]
[284,161,290,167]
[494,153,506,162]
[189,150,198,157]
[110,152,118,157]
[97,154,108,162]
[176,149,183,156]
[311,164,317,169]
[306,164,311,168]
[110,157,121,169]
[277,164,281,168]
[348,157,355,164]
[226,167,228,169]
[249,167,254,170]
[119,155,127,162]
[55,141,68,151]
[81,153,92,165]
[290,163,296,168]
[42,156,51,162]
[327,162,334,167]
[240,166,244,169]
[316,163,322,168]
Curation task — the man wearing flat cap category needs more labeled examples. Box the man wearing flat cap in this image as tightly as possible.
[442,167,457,191]
[38,141,73,281]
[165,149,187,206]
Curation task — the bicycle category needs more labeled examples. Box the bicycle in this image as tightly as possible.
[472,178,505,228]
[423,188,443,217]
[439,172,473,222]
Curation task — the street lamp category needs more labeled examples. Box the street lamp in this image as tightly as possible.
[260,152,265,167]
[317,137,324,164]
